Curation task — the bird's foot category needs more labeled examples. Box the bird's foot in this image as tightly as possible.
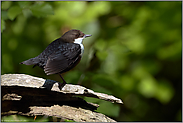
[58,81,66,90]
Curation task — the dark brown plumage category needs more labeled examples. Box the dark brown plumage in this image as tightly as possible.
[20,29,91,88]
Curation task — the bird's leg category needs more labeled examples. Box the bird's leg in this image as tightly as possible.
[58,73,67,90]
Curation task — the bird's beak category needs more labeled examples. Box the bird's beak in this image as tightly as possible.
[84,34,92,38]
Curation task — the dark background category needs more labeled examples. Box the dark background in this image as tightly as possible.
[1,1,182,122]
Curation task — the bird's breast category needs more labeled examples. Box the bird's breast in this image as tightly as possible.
[79,44,84,56]
[74,38,84,56]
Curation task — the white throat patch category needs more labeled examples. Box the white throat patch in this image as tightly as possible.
[74,37,84,44]
[74,37,84,56]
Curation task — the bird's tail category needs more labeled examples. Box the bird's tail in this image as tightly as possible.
[20,57,39,65]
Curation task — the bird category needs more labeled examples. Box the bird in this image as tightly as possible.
[20,29,92,89]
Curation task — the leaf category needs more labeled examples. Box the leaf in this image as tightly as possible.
[1,19,5,33]
[30,3,54,17]
[22,9,33,18]
[18,1,32,8]
[1,11,9,20]
[64,119,75,122]
[1,1,12,10]
[7,6,22,20]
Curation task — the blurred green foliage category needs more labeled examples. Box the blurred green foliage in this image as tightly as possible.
[1,1,182,122]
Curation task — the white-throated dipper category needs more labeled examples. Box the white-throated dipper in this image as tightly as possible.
[20,29,92,88]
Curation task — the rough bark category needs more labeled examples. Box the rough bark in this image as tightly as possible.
[1,74,123,122]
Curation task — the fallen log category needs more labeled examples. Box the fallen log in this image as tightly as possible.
[1,74,123,122]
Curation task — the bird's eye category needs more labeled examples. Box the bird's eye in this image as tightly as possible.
[75,34,79,38]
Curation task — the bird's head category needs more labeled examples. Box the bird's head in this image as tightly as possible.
[61,29,92,44]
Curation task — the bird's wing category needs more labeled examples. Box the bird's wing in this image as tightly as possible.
[44,43,81,75]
